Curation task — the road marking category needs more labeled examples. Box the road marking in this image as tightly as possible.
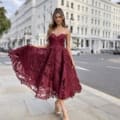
[79,61,88,64]
[106,66,120,70]
[75,66,90,71]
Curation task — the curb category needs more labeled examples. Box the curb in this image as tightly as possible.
[82,84,120,106]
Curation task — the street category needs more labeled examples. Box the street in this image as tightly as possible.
[0,53,120,99]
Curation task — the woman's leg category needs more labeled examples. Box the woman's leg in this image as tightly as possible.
[58,99,69,120]
[55,99,62,114]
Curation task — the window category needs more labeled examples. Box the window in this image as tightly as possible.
[78,5,80,10]
[98,20,100,25]
[95,1,97,7]
[92,0,94,6]
[70,26,73,33]
[98,30,100,36]
[95,10,97,15]
[91,29,93,35]
[108,32,110,38]
[61,0,64,6]
[66,12,69,19]
[77,27,80,33]
[71,13,74,20]
[95,29,96,35]
[91,9,94,14]
[85,28,87,35]
[86,17,88,23]
[71,2,74,8]
[81,39,83,47]
[103,41,105,48]
[77,15,80,21]
[95,19,97,24]
[103,31,104,37]
[99,11,101,16]
[66,1,69,7]
[91,18,93,24]
[37,24,40,29]
[82,6,84,11]
[82,16,84,22]
[81,27,83,35]
[86,40,89,47]
[86,7,88,12]
[99,2,101,8]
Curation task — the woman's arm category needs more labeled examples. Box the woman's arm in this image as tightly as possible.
[66,29,75,68]
[31,44,48,48]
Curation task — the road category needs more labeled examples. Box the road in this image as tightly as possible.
[74,54,120,99]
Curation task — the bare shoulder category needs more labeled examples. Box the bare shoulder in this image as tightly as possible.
[64,27,70,36]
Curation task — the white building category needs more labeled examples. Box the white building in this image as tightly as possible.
[0,0,120,53]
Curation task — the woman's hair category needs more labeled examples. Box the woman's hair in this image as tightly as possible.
[46,8,67,39]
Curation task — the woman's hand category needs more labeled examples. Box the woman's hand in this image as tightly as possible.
[66,48,76,69]
[71,60,76,68]
[31,45,47,48]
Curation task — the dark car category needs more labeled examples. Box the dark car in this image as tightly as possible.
[113,48,120,55]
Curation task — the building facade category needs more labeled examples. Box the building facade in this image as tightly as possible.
[0,0,120,53]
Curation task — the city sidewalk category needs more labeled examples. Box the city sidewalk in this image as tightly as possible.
[0,65,120,120]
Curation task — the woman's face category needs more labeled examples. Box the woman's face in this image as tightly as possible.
[54,13,63,25]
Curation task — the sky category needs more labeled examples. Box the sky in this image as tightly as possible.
[0,0,25,17]
[0,0,120,18]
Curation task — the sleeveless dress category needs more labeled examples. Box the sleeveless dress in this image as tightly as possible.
[8,33,82,100]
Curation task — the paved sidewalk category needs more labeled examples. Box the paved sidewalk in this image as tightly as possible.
[0,66,120,120]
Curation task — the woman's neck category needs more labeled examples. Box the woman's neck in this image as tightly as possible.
[56,24,63,28]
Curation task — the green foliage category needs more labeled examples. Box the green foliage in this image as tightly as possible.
[0,7,11,38]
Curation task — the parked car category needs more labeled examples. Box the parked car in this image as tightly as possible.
[79,48,91,54]
[0,47,4,52]
[113,48,120,55]
[100,49,114,54]
[0,47,9,52]
[71,48,80,55]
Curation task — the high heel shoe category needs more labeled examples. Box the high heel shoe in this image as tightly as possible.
[61,109,69,120]
[54,101,62,115]
[62,114,69,120]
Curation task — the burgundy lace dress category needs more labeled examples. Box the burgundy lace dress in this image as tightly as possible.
[8,33,82,100]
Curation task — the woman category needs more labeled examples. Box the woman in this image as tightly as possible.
[8,8,82,120]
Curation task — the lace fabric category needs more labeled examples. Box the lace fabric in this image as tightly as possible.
[8,34,82,100]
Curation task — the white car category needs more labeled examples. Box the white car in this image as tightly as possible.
[71,48,80,55]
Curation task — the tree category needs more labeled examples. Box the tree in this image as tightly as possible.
[0,7,11,38]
